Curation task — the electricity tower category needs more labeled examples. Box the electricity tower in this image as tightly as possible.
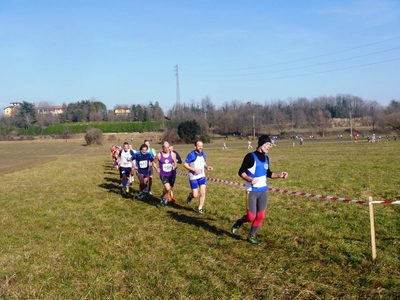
[174,65,181,113]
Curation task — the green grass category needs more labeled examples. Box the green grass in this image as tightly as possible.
[0,138,399,299]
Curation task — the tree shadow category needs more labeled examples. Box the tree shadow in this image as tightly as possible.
[166,210,242,240]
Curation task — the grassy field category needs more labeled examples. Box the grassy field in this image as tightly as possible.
[0,137,399,299]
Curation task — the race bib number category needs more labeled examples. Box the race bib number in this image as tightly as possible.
[139,160,148,168]
[162,164,173,172]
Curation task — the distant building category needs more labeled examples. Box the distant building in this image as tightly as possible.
[36,106,64,115]
[3,102,21,116]
[114,107,131,115]
[3,102,64,117]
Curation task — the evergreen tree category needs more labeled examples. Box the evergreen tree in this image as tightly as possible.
[18,101,37,129]
[178,120,201,143]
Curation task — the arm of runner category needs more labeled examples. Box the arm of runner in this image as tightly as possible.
[240,171,259,184]
[152,154,160,173]
[172,152,178,170]
[183,161,193,172]
[183,161,200,174]
[271,172,288,179]
[175,151,182,164]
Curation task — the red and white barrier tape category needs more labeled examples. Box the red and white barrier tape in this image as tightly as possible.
[176,171,400,205]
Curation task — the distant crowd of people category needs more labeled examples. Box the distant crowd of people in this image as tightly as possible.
[365,133,398,142]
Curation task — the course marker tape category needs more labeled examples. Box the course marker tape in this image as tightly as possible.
[176,172,400,205]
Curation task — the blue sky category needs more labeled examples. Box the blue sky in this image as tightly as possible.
[1,0,399,113]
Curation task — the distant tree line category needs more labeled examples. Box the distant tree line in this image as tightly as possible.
[1,94,399,139]
[167,94,400,136]
[0,99,166,135]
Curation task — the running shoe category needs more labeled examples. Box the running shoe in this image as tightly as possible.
[198,208,204,214]
[160,195,168,206]
[148,190,153,196]
[137,192,143,200]
[125,187,129,193]
[247,235,260,245]
[231,219,242,234]
[160,200,168,207]
[186,193,192,204]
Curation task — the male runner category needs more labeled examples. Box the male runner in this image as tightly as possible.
[134,144,154,200]
[117,142,134,194]
[169,144,182,201]
[183,140,213,214]
[144,140,156,195]
[153,141,177,206]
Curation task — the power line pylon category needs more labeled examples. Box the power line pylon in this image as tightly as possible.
[174,65,181,113]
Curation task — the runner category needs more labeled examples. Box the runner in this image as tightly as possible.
[169,144,182,201]
[153,141,177,206]
[134,143,154,200]
[183,140,214,214]
[110,145,116,168]
[111,145,120,169]
[144,140,156,195]
[117,142,134,194]
[128,144,136,185]
[231,135,289,245]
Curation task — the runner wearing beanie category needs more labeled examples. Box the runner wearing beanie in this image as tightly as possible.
[231,135,289,244]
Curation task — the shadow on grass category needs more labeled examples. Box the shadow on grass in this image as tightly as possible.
[103,171,116,175]
[99,176,140,197]
[104,176,120,184]
[134,194,163,208]
[134,195,195,210]
[99,182,123,195]
[166,210,242,240]
[162,201,195,213]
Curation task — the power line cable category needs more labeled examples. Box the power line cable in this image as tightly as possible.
[184,35,400,73]
[185,46,400,78]
[194,23,395,68]
[185,57,400,82]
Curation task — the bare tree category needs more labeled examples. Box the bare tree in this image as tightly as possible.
[89,111,103,122]
[270,106,289,136]
[314,109,332,137]
[386,112,400,132]
[368,101,384,132]
[215,114,234,136]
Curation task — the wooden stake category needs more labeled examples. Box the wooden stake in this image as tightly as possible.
[369,196,377,261]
